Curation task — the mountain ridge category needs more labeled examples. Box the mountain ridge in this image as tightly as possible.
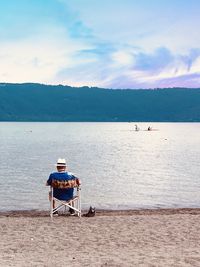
[0,83,200,122]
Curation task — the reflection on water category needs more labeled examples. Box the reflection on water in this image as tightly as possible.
[0,122,200,211]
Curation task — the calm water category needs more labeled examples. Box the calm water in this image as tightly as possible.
[0,122,200,211]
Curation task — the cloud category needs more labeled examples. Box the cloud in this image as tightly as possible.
[0,30,92,84]
[133,48,174,72]
[150,73,200,88]
[100,47,200,88]
[179,49,200,72]
[1,0,200,88]
[68,21,93,39]
[51,0,200,88]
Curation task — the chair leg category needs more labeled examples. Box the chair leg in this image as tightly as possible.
[64,205,67,214]
[50,189,53,218]
[78,189,81,217]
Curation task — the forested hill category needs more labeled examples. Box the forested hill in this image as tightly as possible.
[0,83,200,122]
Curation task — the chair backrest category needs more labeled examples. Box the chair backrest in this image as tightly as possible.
[51,178,80,189]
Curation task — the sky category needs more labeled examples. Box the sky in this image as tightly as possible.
[0,0,200,89]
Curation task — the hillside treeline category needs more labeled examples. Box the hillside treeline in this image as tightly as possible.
[0,83,199,121]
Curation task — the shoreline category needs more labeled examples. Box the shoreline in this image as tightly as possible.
[1,207,200,217]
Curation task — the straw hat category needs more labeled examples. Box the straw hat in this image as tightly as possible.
[55,158,66,167]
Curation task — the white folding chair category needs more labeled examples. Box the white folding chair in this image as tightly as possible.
[49,178,81,218]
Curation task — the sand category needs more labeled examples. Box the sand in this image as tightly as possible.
[0,209,200,267]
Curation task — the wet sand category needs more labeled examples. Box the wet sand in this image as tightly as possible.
[0,208,200,267]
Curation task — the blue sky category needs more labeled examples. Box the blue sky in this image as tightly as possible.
[0,0,200,89]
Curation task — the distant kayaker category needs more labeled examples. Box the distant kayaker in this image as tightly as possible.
[135,124,139,131]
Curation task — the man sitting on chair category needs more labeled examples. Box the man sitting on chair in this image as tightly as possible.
[46,158,79,215]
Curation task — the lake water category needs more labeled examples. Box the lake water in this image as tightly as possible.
[0,122,200,211]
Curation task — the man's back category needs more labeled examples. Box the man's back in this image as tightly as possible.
[47,171,76,201]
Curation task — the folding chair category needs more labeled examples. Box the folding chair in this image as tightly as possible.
[49,178,81,218]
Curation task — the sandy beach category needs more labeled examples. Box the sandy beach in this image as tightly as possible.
[0,208,200,267]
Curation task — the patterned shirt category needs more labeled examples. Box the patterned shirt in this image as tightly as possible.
[47,171,76,201]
